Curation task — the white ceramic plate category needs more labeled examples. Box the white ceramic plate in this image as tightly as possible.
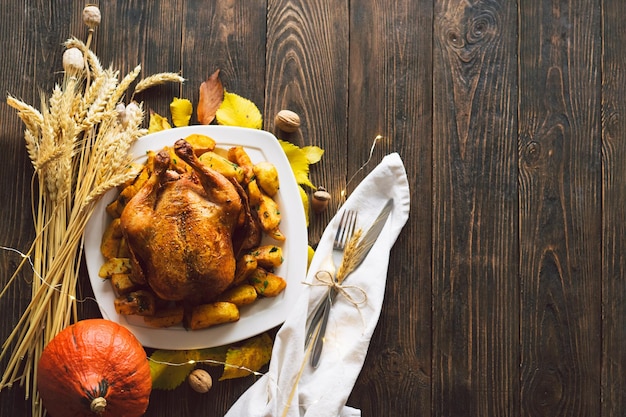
[84,125,308,349]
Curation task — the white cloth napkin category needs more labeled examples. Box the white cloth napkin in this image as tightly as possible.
[225,152,410,417]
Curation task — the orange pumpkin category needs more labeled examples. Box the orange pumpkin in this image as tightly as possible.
[37,319,152,417]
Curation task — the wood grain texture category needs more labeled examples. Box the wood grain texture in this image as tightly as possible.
[432,1,519,416]
[181,0,267,112]
[519,0,602,416]
[265,0,349,242]
[1,1,624,416]
[346,1,432,416]
[0,3,80,416]
[601,1,626,415]
[94,0,185,118]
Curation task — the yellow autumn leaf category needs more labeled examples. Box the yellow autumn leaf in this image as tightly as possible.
[279,140,318,190]
[148,110,171,133]
[149,350,197,390]
[215,91,263,129]
[303,145,324,164]
[220,333,273,380]
[170,97,193,127]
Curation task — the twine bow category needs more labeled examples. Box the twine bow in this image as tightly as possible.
[306,270,368,308]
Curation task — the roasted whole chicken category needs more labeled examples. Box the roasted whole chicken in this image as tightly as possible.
[120,139,246,302]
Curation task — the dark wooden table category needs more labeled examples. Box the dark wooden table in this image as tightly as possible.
[1,1,625,416]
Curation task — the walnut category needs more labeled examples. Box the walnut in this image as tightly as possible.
[274,110,301,132]
[188,369,213,393]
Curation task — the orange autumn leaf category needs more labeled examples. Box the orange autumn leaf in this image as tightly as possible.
[197,69,224,125]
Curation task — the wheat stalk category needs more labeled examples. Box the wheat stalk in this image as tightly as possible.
[133,72,185,95]
[336,229,364,283]
[108,65,141,109]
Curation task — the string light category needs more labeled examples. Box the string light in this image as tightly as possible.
[147,357,265,377]
[1,245,96,307]
[340,134,384,201]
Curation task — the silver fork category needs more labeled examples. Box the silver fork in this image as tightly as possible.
[306,209,357,367]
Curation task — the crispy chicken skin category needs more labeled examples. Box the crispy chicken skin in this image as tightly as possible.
[120,139,242,302]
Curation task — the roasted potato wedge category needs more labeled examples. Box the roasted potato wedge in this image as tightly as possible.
[218,284,258,306]
[105,199,124,219]
[100,218,123,260]
[250,245,283,269]
[198,151,244,183]
[249,268,287,297]
[98,257,132,278]
[184,133,216,155]
[243,177,286,241]
[110,273,139,296]
[267,228,286,242]
[227,146,255,184]
[257,193,282,234]
[114,290,156,316]
[188,302,240,330]
[233,254,258,286]
[246,179,262,205]
[253,161,279,196]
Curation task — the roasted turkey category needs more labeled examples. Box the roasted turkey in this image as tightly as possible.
[120,139,244,302]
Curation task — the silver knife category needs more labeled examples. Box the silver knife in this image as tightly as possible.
[308,198,394,367]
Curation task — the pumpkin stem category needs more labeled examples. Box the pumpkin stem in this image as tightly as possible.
[90,397,107,415]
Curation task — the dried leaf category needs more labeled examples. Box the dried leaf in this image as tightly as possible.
[170,97,193,127]
[148,110,171,133]
[197,69,224,125]
[149,346,228,390]
[216,91,263,129]
[220,333,273,380]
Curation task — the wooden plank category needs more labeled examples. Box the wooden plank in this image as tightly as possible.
[345,0,433,416]
[0,2,85,414]
[601,0,626,414]
[180,0,267,115]
[95,0,184,117]
[265,0,350,242]
[518,0,601,415]
[432,1,519,415]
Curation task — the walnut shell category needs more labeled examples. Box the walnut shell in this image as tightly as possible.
[188,369,213,393]
[274,110,301,132]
